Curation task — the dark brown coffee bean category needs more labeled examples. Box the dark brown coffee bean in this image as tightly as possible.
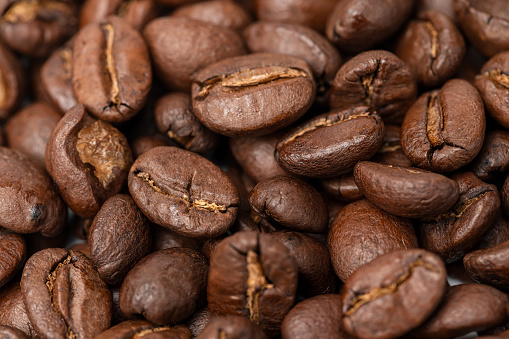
[0,228,25,288]
[144,17,245,91]
[0,280,37,338]
[464,239,509,288]
[475,51,509,129]
[207,231,298,337]
[128,146,239,238]
[479,212,509,250]
[326,0,415,53]
[154,92,219,154]
[21,248,112,339]
[152,224,202,253]
[197,315,267,339]
[5,102,61,169]
[281,294,349,339]
[342,249,447,339]
[271,230,336,297]
[173,0,252,32]
[275,106,384,178]
[80,0,157,31]
[418,0,456,21]
[0,0,77,57]
[70,242,91,258]
[409,284,508,338]
[88,194,151,285]
[328,199,418,282]
[96,320,192,339]
[0,42,24,121]
[396,10,465,87]
[419,172,500,263]
[249,176,328,234]
[131,134,175,159]
[454,0,509,57]
[471,130,509,183]
[120,248,208,325]
[370,124,413,167]
[322,174,364,203]
[354,161,460,218]
[0,325,28,339]
[503,175,509,216]
[192,53,315,137]
[46,104,133,219]
[329,50,417,123]
[186,307,211,338]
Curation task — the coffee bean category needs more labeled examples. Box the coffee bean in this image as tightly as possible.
[186,307,211,338]
[417,0,456,21]
[478,212,509,250]
[464,239,509,289]
[0,42,24,121]
[192,53,315,137]
[321,174,364,203]
[73,15,152,123]
[0,280,37,338]
[0,325,28,339]
[341,249,447,339]
[96,320,192,339]
[197,315,267,339]
[275,106,384,178]
[130,135,175,159]
[470,130,509,183]
[120,248,208,325]
[0,228,25,288]
[501,174,509,215]
[370,124,413,167]
[21,248,112,338]
[151,224,202,253]
[80,0,157,31]
[329,50,417,123]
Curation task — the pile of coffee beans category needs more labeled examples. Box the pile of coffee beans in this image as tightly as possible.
[2,0,509,338]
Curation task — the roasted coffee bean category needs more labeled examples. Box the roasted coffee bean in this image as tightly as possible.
[419,172,500,263]
[401,79,485,172]
[130,135,175,159]
[21,248,112,339]
[5,102,61,168]
[46,104,133,219]
[144,17,245,91]
[96,320,192,339]
[370,124,413,167]
[471,130,509,183]
[249,176,328,233]
[197,315,267,339]
[329,50,417,123]
[0,280,37,338]
[0,325,28,339]
[0,42,24,121]
[80,0,157,31]
[255,0,336,32]
[396,10,465,87]
[0,228,25,288]
[154,92,219,154]
[454,0,509,57]
[128,146,239,238]
[110,286,137,325]
[321,174,364,203]
[464,239,509,289]
[151,224,202,253]
[281,294,349,339]
[186,307,211,338]
[0,0,77,57]
[478,212,509,250]
[0,147,66,236]
[326,0,415,53]
[342,249,447,339]
[207,231,298,337]
[408,284,508,338]
[354,161,459,218]
[173,0,252,32]
[73,16,152,123]
[502,175,509,215]
[417,0,456,21]
[275,106,384,178]
[271,230,336,297]
[192,53,315,137]
[70,242,91,258]
[120,248,208,325]
[328,199,418,282]
[88,194,151,285]
[475,51,509,129]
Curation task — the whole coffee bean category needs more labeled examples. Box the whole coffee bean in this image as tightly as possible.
[0,325,28,339]
[96,320,192,339]
[5,102,61,168]
[409,284,508,338]
[144,17,245,91]
[46,104,133,219]
[396,10,465,87]
[478,212,509,250]
[197,315,267,339]
[249,176,328,233]
[282,294,350,339]
[73,16,151,123]
[419,172,500,263]
[275,106,384,178]
[329,50,417,123]
[186,307,211,338]
[0,42,24,121]
[370,124,413,167]
[321,173,364,203]
[152,224,202,253]
[328,199,418,282]
[70,242,91,258]
[474,51,509,129]
[173,0,252,32]
[154,92,219,154]
[354,161,460,218]
[129,146,239,238]
[255,0,337,32]
[464,239,509,289]
[401,79,485,172]
[454,0,509,57]
[120,248,208,325]
[470,130,509,183]
[21,248,112,339]
[192,53,315,137]
[80,0,157,31]
[0,228,25,288]
[207,231,298,337]
[0,280,37,338]
[88,194,151,285]
[326,0,415,53]
[342,249,447,339]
